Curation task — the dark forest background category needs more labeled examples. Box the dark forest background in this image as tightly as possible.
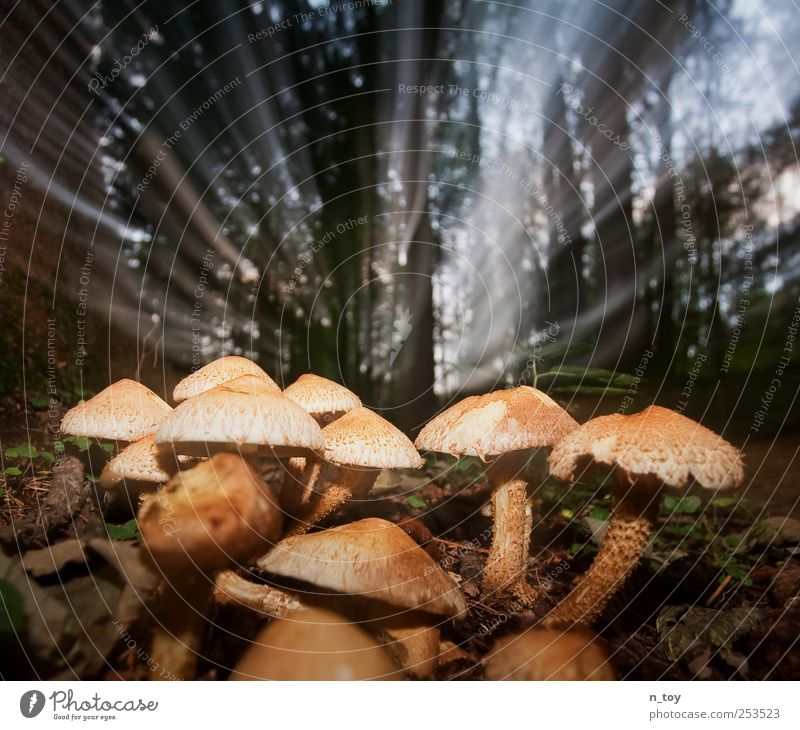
[1,0,799,437]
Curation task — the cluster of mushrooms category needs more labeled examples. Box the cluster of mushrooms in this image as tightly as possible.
[60,356,744,680]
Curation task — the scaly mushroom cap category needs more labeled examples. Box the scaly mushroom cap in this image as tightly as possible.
[172,356,280,403]
[258,518,466,617]
[61,379,172,442]
[415,386,578,461]
[283,373,362,418]
[139,453,282,573]
[99,434,193,489]
[229,607,403,680]
[155,375,324,458]
[548,405,743,490]
[483,629,616,680]
[321,407,423,469]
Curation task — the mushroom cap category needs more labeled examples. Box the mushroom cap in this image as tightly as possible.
[138,453,282,573]
[172,356,280,403]
[155,375,324,458]
[229,607,403,680]
[483,629,616,680]
[321,407,423,469]
[258,518,466,617]
[548,405,744,490]
[415,386,578,460]
[283,374,361,417]
[61,379,172,442]
[99,434,192,489]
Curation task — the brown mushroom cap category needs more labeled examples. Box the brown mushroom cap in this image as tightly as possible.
[155,375,324,458]
[138,453,282,573]
[61,379,172,442]
[258,517,466,617]
[229,607,402,680]
[283,374,361,418]
[321,407,423,469]
[99,434,192,489]
[172,356,280,403]
[548,405,744,490]
[483,629,616,680]
[415,386,578,461]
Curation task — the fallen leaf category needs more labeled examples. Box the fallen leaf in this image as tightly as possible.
[657,604,761,663]
[21,540,87,577]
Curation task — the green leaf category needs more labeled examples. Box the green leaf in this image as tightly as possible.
[711,497,738,509]
[662,495,702,515]
[452,458,474,473]
[0,578,26,634]
[406,495,426,510]
[4,467,22,476]
[86,474,100,484]
[29,395,49,410]
[98,441,115,455]
[70,437,93,453]
[106,519,139,540]
[38,451,56,464]
[589,506,610,521]
[4,444,37,459]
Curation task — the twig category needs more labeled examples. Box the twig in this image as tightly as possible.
[706,574,733,606]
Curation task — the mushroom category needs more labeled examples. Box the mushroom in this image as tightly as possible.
[483,629,616,680]
[61,379,172,442]
[214,518,466,678]
[415,386,578,602]
[283,373,362,425]
[99,434,193,491]
[229,607,404,680]
[280,374,361,517]
[172,355,280,403]
[543,405,744,629]
[287,407,423,535]
[154,375,323,459]
[138,453,283,679]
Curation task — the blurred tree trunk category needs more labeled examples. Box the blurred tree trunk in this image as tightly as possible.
[544,72,586,332]
[653,70,677,366]
[381,0,446,433]
[578,0,647,367]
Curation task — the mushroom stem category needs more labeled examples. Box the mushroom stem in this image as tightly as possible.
[543,477,657,629]
[369,609,441,679]
[148,578,208,681]
[279,457,322,517]
[213,570,307,616]
[286,467,377,536]
[481,453,534,602]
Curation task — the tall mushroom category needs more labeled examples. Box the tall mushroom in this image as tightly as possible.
[230,607,404,680]
[138,453,283,679]
[483,629,616,680]
[415,386,577,602]
[172,355,280,403]
[287,407,423,535]
[544,405,744,629]
[214,518,466,677]
[280,374,362,517]
[155,375,323,459]
[61,379,172,442]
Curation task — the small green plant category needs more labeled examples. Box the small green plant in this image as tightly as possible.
[406,494,426,510]
[106,519,139,540]
[3,443,59,478]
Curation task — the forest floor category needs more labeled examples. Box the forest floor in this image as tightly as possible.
[1,396,799,680]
